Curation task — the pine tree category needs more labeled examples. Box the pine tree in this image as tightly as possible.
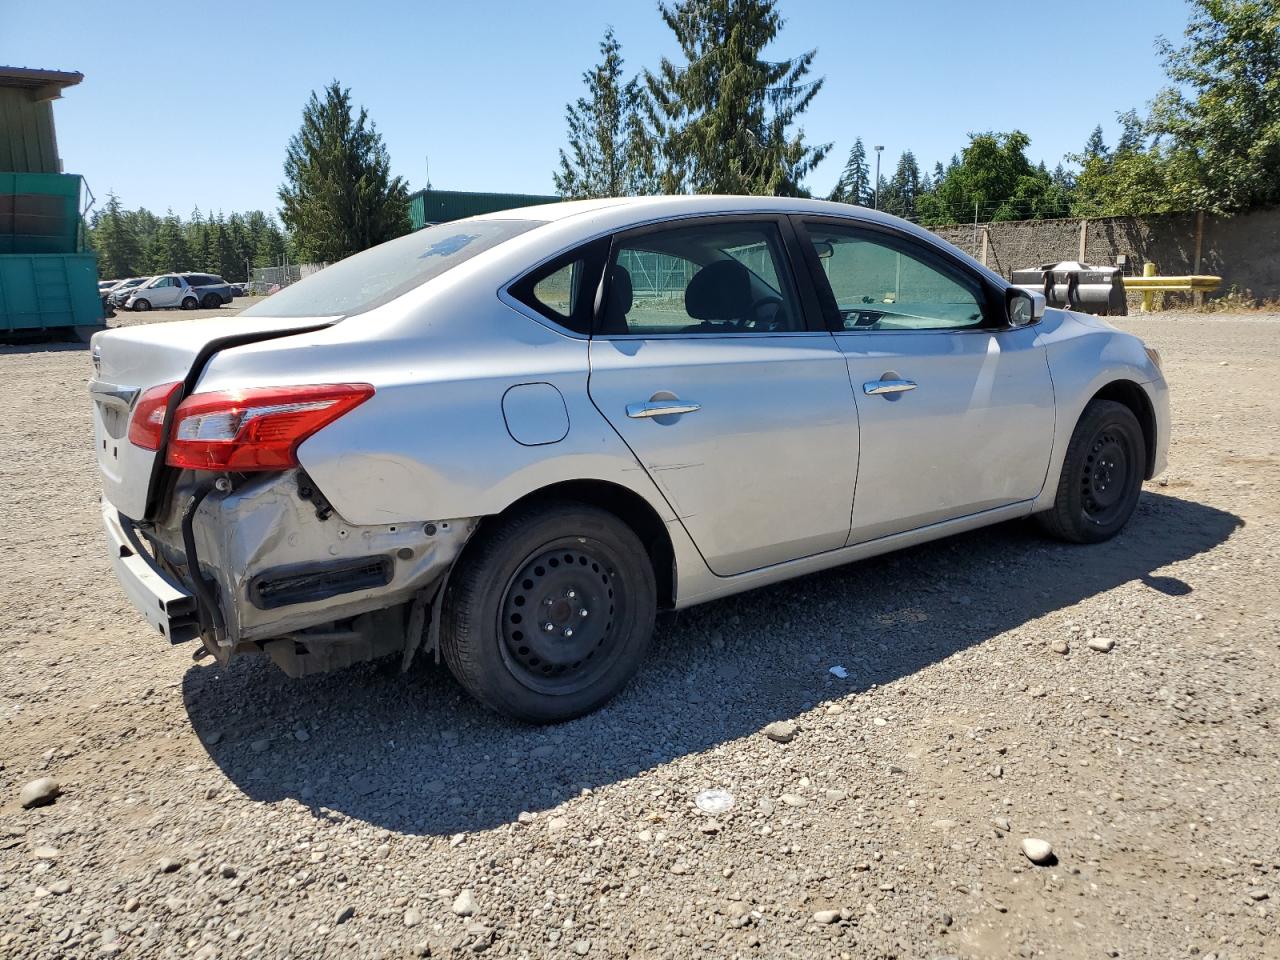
[279,81,410,263]
[90,192,143,279]
[1083,124,1109,159]
[146,210,191,274]
[555,28,651,198]
[884,150,922,219]
[828,138,870,205]
[641,0,829,195]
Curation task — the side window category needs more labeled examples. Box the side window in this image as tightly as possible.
[508,238,608,336]
[803,223,985,331]
[531,262,578,319]
[602,220,803,336]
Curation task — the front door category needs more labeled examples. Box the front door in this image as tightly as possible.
[795,219,1056,543]
[586,217,859,577]
[150,277,181,307]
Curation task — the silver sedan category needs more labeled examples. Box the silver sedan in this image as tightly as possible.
[89,196,1169,722]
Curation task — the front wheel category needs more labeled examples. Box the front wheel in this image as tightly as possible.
[181,296,197,310]
[1037,399,1146,543]
[440,502,656,723]
[131,299,151,312]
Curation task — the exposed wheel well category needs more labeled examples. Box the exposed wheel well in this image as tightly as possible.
[1089,380,1156,479]
[488,481,676,609]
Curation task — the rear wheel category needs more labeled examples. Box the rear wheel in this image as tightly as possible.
[202,294,220,309]
[440,501,656,723]
[131,298,151,311]
[1037,399,1146,543]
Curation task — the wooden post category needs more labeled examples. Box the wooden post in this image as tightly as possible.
[980,227,990,267]
[1078,218,1088,262]
[1193,210,1205,273]
[1141,261,1157,313]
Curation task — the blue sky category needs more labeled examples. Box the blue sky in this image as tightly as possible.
[4,0,1193,218]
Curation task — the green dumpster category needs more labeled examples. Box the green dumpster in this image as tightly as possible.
[0,253,103,334]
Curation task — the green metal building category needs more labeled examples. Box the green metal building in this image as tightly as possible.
[0,66,102,339]
[408,188,560,230]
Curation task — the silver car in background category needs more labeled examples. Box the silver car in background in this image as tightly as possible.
[89,196,1168,722]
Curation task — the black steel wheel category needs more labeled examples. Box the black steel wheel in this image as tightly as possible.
[202,294,221,309]
[441,501,656,723]
[1037,399,1146,543]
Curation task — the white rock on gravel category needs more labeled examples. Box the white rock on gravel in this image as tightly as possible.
[1088,637,1116,653]
[762,720,798,743]
[452,889,478,916]
[18,777,60,808]
[1021,838,1055,865]
[812,909,841,924]
[403,908,422,927]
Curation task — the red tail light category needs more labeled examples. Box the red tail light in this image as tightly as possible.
[127,381,182,450]
[165,383,374,472]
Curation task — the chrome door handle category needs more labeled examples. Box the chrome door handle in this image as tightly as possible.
[626,400,701,419]
[863,379,917,396]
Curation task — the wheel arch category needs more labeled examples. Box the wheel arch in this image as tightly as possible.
[480,479,677,610]
[1088,379,1157,479]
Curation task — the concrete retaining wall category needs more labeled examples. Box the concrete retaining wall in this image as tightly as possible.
[927,207,1280,302]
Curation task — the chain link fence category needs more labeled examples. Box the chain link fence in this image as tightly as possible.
[248,262,330,296]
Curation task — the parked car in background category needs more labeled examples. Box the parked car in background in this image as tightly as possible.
[107,277,151,309]
[124,274,196,311]
[89,196,1169,723]
[181,273,234,308]
[231,282,249,297]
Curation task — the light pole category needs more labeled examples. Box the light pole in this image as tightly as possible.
[873,145,884,210]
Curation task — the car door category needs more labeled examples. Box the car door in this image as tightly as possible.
[586,215,859,577]
[152,276,180,307]
[793,217,1055,544]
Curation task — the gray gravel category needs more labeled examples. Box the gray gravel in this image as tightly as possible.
[0,309,1277,958]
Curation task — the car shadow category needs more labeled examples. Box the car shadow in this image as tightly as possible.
[182,491,1240,836]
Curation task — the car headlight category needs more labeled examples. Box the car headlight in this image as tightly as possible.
[1144,346,1163,372]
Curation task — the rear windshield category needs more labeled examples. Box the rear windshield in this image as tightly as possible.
[241,219,543,318]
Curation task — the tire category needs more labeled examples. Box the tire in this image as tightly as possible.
[440,501,657,723]
[131,299,151,312]
[1037,399,1146,543]
[202,295,220,309]
[181,296,197,310]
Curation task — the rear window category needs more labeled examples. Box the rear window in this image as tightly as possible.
[241,219,543,319]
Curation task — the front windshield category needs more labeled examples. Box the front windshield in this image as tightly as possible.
[241,219,544,319]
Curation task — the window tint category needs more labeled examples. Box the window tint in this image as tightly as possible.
[241,219,543,318]
[602,221,802,336]
[805,223,985,331]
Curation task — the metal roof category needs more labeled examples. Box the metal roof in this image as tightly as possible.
[0,67,83,101]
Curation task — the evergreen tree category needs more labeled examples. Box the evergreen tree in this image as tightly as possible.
[828,138,870,205]
[641,0,829,195]
[883,150,922,218]
[279,81,410,263]
[917,131,1067,224]
[90,192,143,279]
[146,210,191,273]
[1115,109,1145,153]
[555,28,651,198]
[1083,124,1109,159]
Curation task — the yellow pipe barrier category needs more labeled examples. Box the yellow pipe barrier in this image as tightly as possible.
[1127,263,1221,311]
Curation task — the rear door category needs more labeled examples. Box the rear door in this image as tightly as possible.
[586,216,859,576]
[794,217,1055,543]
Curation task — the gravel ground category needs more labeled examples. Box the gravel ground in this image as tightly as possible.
[0,309,1277,959]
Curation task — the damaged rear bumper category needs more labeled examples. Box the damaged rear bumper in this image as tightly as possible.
[102,503,200,644]
[102,470,478,674]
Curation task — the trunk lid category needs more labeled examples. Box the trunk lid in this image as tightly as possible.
[90,314,337,519]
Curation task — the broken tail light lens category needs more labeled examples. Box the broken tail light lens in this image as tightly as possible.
[127,381,183,450]
[165,383,375,472]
